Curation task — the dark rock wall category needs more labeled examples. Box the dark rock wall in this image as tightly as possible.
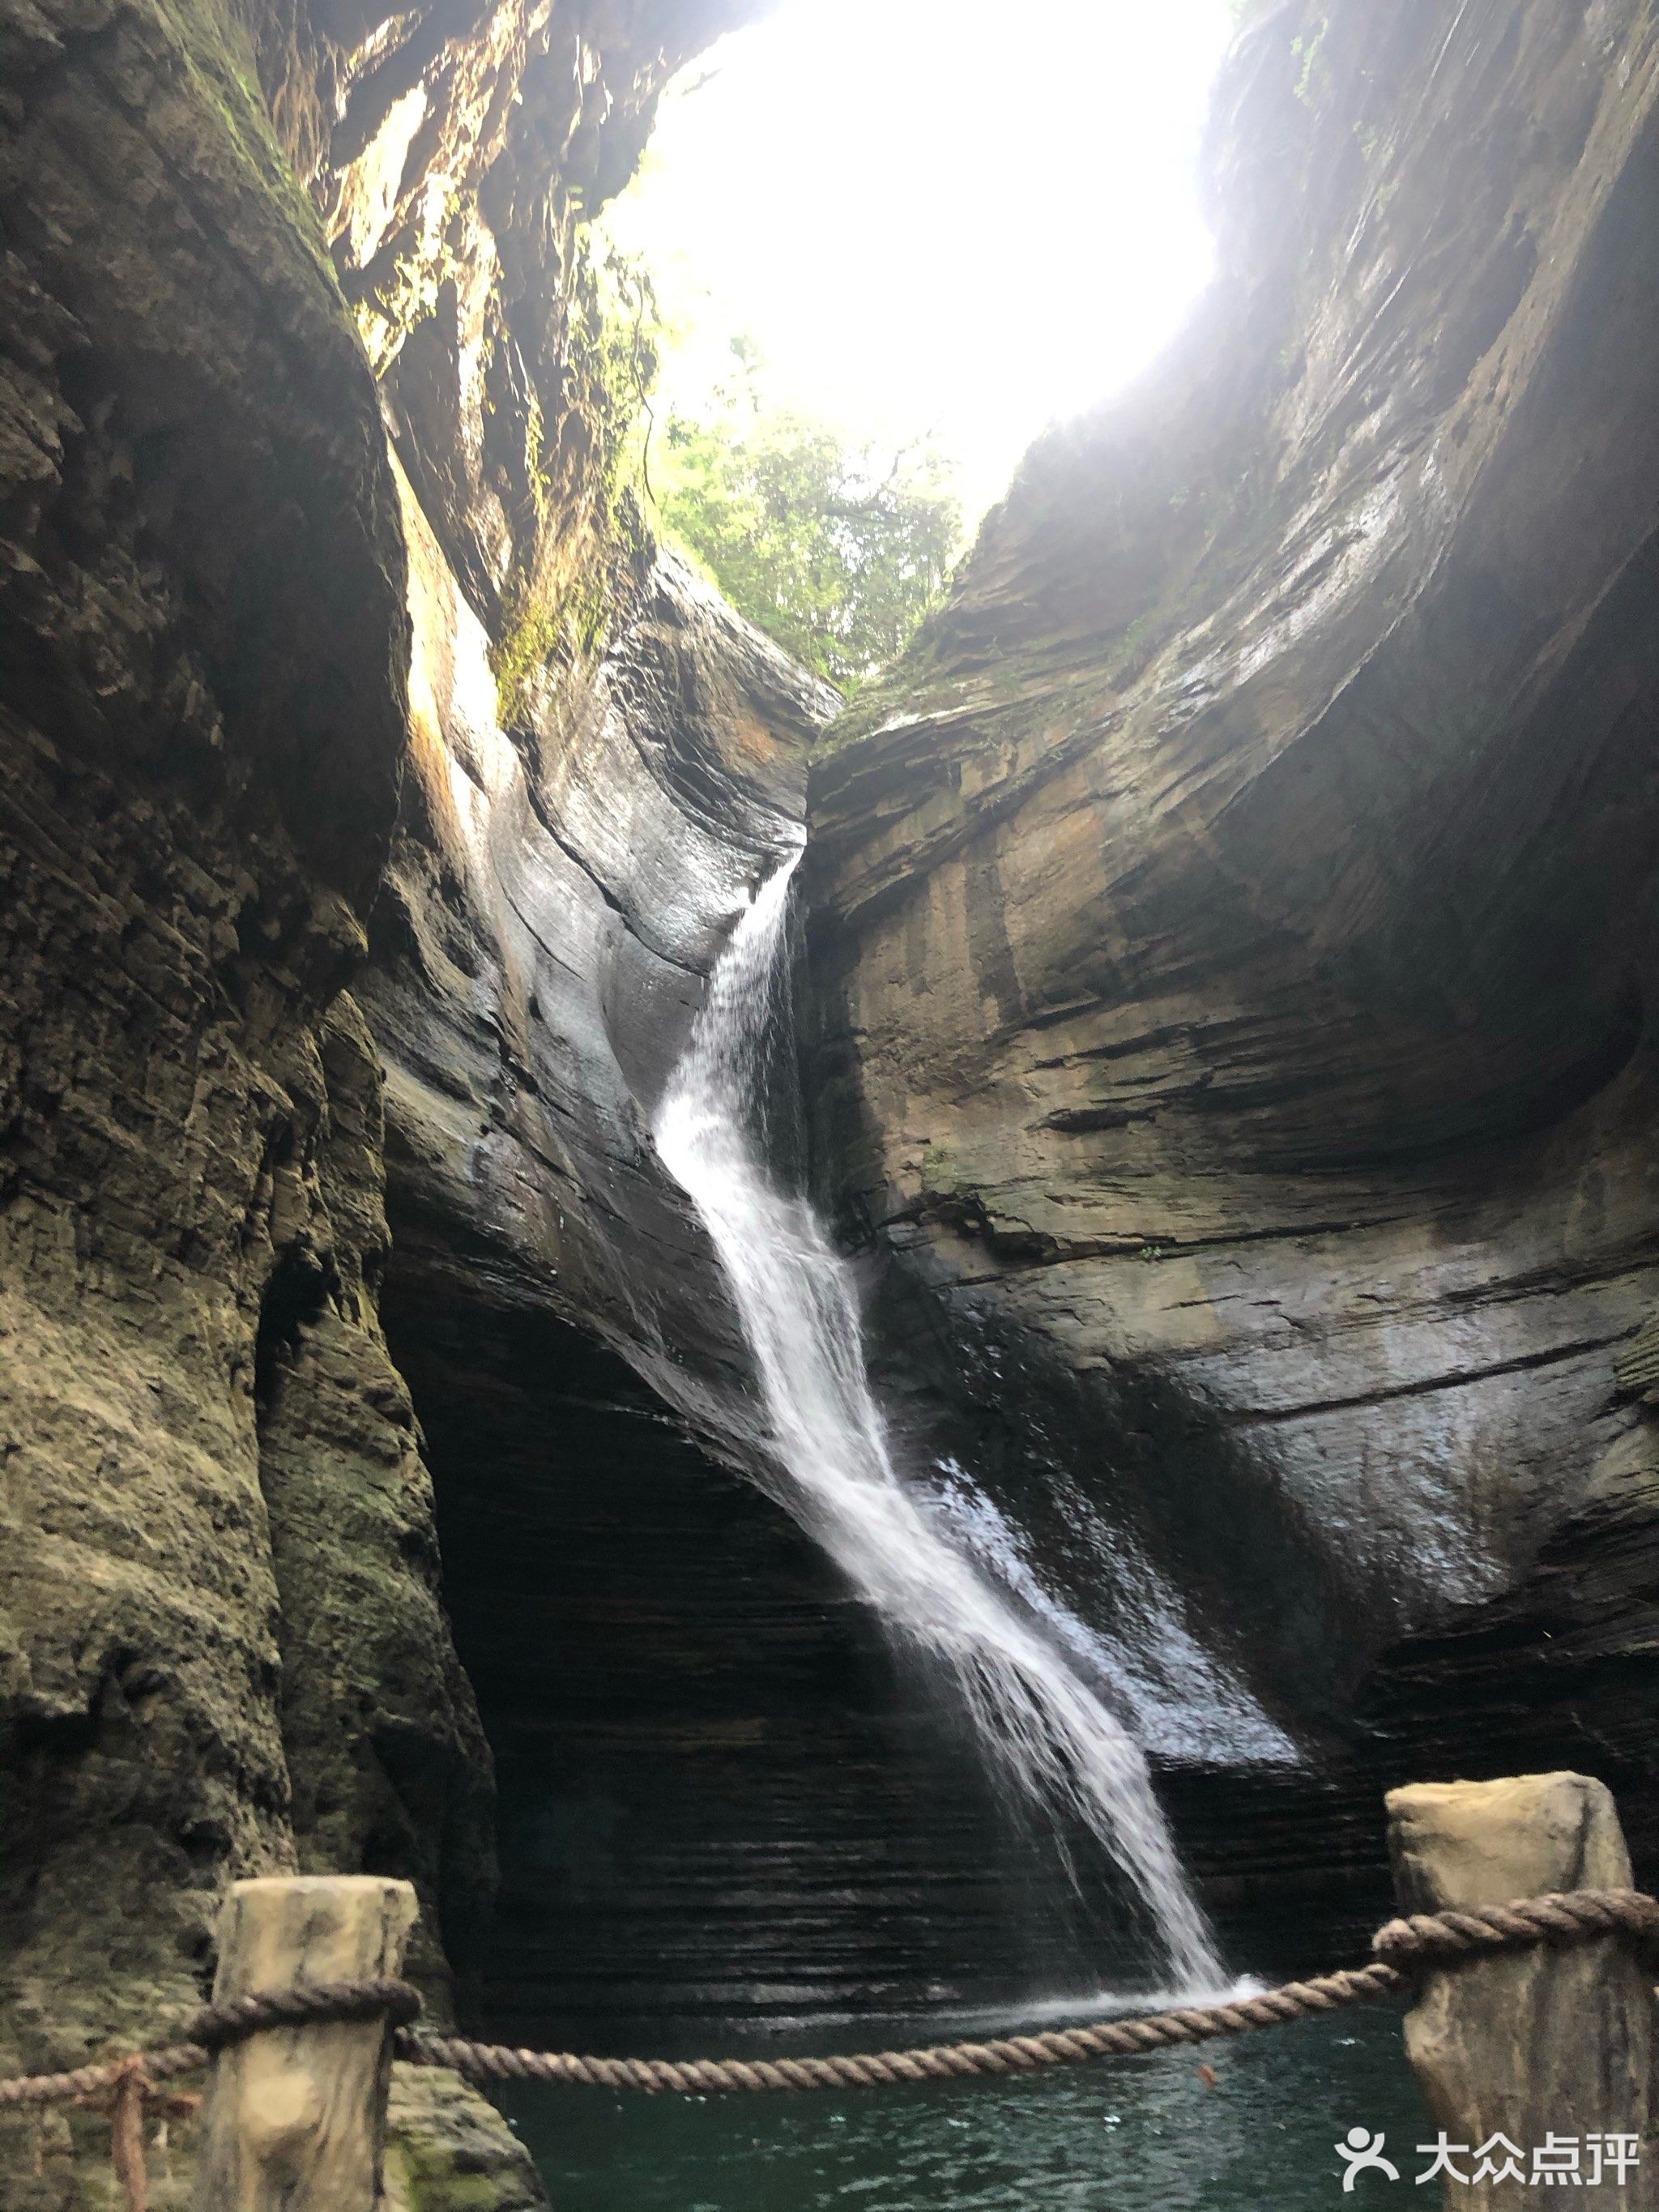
[382,1289,1127,2048]
[804,0,1659,1915]
[363,470,827,1424]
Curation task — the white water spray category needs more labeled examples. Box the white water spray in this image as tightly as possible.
[654,851,1223,1991]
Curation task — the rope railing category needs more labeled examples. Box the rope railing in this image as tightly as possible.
[0,1977,423,2112]
[5,1890,1657,2205]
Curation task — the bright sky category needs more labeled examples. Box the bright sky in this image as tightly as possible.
[600,0,1235,520]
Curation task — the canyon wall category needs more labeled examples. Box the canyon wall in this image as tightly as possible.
[7,0,1659,2197]
[0,0,1081,2169]
[0,0,817,2201]
[804,0,1659,1915]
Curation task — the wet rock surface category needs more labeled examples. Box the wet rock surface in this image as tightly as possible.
[384,1289,1162,2045]
[362,470,827,1430]
[0,0,450,2127]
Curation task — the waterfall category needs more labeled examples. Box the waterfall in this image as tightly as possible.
[653,849,1224,1993]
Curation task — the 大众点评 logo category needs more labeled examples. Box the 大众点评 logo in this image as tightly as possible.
[1335,2129,1641,2189]
[1337,2129,1399,2189]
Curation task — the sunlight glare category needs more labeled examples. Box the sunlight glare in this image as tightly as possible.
[600,0,1235,518]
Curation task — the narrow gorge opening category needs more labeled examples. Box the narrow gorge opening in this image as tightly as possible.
[597,0,1235,681]
[364,0,1274,2051]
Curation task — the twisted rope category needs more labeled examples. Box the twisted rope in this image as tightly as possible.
[1372,1887,1659,1974]
[399,1960,1402,2094]
[0,2044,209,2115]
[0,1890,1653,2119]
[183,1975,422,2050]
[402,1888,1659,2095]
[0,1978,422,2113]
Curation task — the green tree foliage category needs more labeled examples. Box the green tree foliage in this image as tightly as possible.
[651,341,964,690]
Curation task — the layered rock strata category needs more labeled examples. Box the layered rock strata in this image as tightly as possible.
[804,0,1659,1916]
[10,3,1659,2206]
[0,0,800,2201]
[390,1292,1134,2047]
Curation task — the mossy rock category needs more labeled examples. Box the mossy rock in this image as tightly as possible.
[385,2066,548,2212]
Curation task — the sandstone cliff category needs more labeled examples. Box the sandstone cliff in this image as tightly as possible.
[0,0,811,2201]
[804,0,1659,1924]
[8,0,1659,2197]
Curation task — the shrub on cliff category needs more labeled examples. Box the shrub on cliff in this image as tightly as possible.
[651,342,962,690]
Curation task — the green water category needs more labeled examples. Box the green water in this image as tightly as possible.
[498,2007,1423,2211]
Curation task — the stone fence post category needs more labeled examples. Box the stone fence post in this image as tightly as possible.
[1387,1773,1656,2210]
[189,1874,416,2211]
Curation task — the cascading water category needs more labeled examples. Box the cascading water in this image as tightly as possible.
[653,848,1224,1993]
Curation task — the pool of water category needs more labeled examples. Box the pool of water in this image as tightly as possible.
[497,2005,1423,2212]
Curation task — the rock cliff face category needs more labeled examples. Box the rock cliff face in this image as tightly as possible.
[367,473,823,1429]
[2,0,1085,2168]
[8,0,1659,2195]
[804,0,1659,1929]
[0,0,812,2201]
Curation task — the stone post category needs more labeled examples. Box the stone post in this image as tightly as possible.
[190,1874,417,2212]
[1387,1772,1656,2210]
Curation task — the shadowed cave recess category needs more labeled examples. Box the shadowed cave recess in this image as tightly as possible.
[381,1281,1102,2045]
[6,0,1659,2203]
